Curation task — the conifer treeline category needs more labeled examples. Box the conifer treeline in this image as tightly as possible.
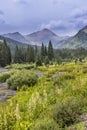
[1,39,87,67]
[13,40,54,66]
[0,40,11,67]
[0,40,54,67]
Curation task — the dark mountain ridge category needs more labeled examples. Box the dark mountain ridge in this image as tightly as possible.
[2,25,87,49]
[2,28,69,48]
[62,25,87,49]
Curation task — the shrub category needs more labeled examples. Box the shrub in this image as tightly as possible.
[7,70,38,90]
[36,54,42,67]
[53,98,82,128]
[6,64,35,70]
[62,73,76,80]
[53,73,75,87]
[32,119,59,130]
[24,64,35,70]
[44,56,49,65]
[0,72,11,83]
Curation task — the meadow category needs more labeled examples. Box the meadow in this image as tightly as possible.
[0,62,87,129]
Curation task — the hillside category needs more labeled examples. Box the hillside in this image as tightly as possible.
[25,28,68,47]
[2,29,69,48]
[2,26,87,49]
[62,26,87,49]
[0,35,29,52]
[3,32,28,44]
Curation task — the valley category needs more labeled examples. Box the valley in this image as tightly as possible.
[0,0,87,129]
[0,25,87,130]
[0,62,87,129]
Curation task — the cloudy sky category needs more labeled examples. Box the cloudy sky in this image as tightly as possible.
[0,0,87,36]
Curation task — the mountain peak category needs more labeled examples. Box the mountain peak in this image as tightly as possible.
[40,28,58,37]
[63,25,87,49]
[42,28,51,32]
[79,25,87,34]
[12,32,21,35]
[3,32,27,43]
[81,25,87,33]
[83,25,87,30]
[24,28,68,47]
[3,32,21,36]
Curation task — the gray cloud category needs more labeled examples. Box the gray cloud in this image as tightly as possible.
[39,20,75,36]
[0,19,5,24]
[40,21,63,30]
[13,0,28,5]
[71,9,87,19]
[52,0,58,5]
[0,10,4,15]
[39,13,87,36]
[0,0,87,35]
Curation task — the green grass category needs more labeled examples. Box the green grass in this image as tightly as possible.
[0,72,11,83]
[0,62,87,129]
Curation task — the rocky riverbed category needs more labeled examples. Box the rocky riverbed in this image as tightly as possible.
[0,68,16,102]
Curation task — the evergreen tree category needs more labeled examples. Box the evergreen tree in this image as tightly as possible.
[0,40,11,66]
[56,56,62,65]
[30,46,35,62]
[26,45,35,63]
[14,45,20,63]
[20,47,26,63]
[41,43,45,61]
[26,45,30,62]
[35,45,38,56]
[34,45,38,61]
[44,46,48,56]
[44,56,49,65]
[6,44,11,65]
[0,43,5,66]
[36,53,42,66]
[18,48,26,63]
[48,40,54,61]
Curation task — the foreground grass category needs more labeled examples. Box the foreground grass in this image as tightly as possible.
[0,62,87,129]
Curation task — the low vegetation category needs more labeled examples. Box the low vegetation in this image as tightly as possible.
[0,62,87,129]
[7,70,38,90]
[0,72,11,83]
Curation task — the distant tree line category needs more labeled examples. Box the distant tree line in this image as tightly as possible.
[0,40,11,67]
[55,48,87,62]
[1,39,87,67]
[13,40,54,66]
[0,40,54,67]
